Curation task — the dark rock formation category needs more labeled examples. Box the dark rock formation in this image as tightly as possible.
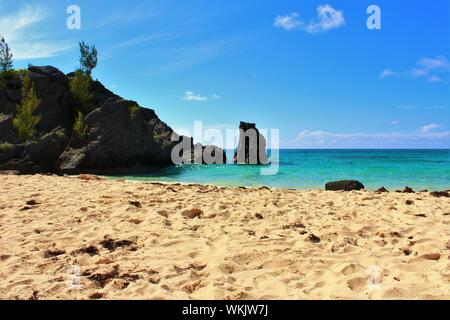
[60,98,180,173]
[0,115,18,144]
[376,186,389,193]
[0,128,68,174]
[430,191,449,198]
[233,121,268,165]
[325,180,365,191]
[403,186,414,193]
[0,65,224,174]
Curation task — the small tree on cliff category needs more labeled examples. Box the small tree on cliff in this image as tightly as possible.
[73,111,88,140]
[79,41,97,76]
[70,69,93,114]
[0,36,13,76]
[13,76,41,142]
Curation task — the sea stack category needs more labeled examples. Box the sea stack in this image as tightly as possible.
[233,121,268,165]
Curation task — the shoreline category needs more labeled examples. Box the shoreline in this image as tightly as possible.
[0,174,449,299]
[102,175,449,193]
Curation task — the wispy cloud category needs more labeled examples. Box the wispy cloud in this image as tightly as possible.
[274,4,345,33]
[183,91,208,102]
[417,56,450,70]
[421,123,441,133]
[0,5,73,60]
[274,13,301,31]
[112,33,174,49]
[95,4,159,28]
[380,69,400,78]
[212,94,222,100]
[0,4,73,60]
[291,127,449,148]
[397,105,446,110]
[381,55,449,83]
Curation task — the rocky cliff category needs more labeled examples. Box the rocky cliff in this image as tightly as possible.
[0,66,225,174]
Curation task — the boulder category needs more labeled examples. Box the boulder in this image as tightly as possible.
[325,180,365,191]
[59,98,179,173]
[0,75,22,115]
[0,115,19,144]
[233,121,268,165]
[0,128,68,174]
[1,66,76,134]
[28,66,76,133]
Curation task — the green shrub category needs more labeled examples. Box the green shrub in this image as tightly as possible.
[0,113,6,121]
[73,111,88,140]
[0,142,12,152]
[13,76,41,142]
[129,104,140,120]
[70,69,93,114]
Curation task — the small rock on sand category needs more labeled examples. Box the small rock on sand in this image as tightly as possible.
[430,191,449,198]
[307,234,321,243]
[78,174,104,181]
[403,187,414,193]
[182,208,203,219]
[422,253,440,261]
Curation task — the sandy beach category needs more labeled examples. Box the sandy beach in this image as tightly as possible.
[0,174,449,300]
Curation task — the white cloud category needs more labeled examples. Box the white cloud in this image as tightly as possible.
[0,4,73,60]
[212,94,222,100]
[274,12,301,31]
[391,120,399,125]
[398,105,446,110]
[274,4,345,33]
[290,128,449,148]
[410,67,428,78]
[421,123,441,133]
[427,76,442,83]
[417,56,450,70]
[183,91,208,101]
[112,33,174,49]
[380,69,399,78]
[382,55,449,83]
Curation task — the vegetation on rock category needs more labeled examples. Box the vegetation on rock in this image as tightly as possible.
[70,69,93,114]
[0,142,12,152]
[73,111,88,140]
[13,76,41,142]
[129,104,140,120]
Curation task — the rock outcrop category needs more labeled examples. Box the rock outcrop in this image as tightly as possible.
[233,121,268,165]
[0,128,68,174]
[325,180,365,191]
[0,65,225,174]
[59,98,179,173]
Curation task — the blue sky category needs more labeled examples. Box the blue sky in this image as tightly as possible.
[1,0,449,148]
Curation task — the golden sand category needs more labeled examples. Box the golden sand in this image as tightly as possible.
[0,174,449,300]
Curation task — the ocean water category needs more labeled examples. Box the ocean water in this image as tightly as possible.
[116,149,450,191]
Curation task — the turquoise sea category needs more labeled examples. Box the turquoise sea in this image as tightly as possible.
[117,149,450,191]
